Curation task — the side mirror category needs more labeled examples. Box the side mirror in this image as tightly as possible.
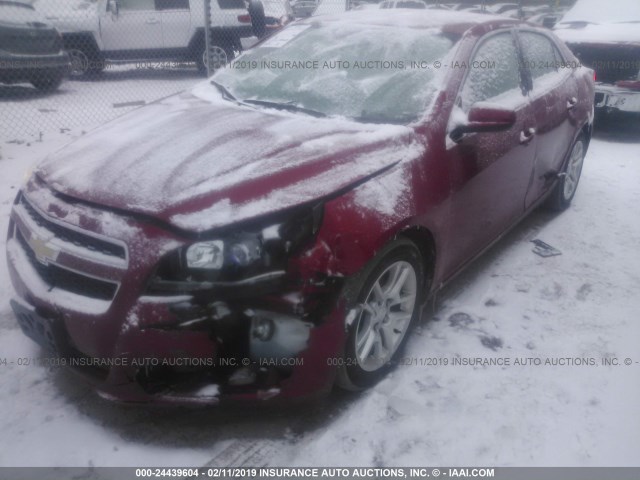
[449,104,517,143]
[107,0,119,16]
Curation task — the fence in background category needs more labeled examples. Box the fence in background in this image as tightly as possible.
[1,0,569,140]
[0,0,349,139]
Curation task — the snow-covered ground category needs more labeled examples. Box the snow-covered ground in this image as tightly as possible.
[0,75,639,469]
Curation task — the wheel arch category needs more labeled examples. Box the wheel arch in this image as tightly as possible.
[188,28,242,56]
[61,32,100,53]
[396,225,436,294]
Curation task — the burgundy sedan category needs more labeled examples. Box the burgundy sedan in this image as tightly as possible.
[6,10,594,405]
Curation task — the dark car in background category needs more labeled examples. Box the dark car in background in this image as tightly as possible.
[0,0,70,91]
[7,10,594,406]
[555,0,640,120]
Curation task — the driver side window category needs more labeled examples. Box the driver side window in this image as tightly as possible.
[460,32,523,112]
[118,0,157,11]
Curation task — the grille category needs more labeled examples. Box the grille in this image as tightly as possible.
[20,196,127,260]
[16,230,119,301]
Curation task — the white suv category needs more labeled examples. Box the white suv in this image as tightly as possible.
[35,0,289,75]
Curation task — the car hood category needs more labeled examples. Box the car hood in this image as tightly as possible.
[37,85,423,233]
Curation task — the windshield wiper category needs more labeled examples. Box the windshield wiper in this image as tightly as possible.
[210,80,238,102]
[242,99,326,118]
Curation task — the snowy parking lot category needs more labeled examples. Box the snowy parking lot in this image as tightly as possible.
[1,70,639,471]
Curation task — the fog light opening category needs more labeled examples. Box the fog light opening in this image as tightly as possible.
[252,316,275,341]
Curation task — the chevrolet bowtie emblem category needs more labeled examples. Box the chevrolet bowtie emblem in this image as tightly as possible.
[27,232,60,265]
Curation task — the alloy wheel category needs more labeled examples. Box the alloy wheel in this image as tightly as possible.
[355,260,417,372]
[563,140,585,200]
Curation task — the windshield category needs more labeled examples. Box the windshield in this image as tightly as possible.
[559,0,640,24]
[212,21,455,124]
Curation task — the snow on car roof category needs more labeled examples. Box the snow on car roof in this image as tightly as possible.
[555,22,640,46]
[558,0,640,25]
[554,0,640,45]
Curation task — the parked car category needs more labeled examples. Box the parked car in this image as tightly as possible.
[0,0,70,91]
[380,0,426,9]
[7,10,594,406]
[484,3,518,15]
[288,0,318,17]
[528,12,563,29]
[33,0,291,76]
[555,0,640,120]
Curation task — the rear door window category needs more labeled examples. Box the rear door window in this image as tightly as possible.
[119,0,157,11]
[518,31,563,83]
[156,0,189,9]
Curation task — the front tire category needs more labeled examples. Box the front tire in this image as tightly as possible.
[31,72,64,92]
[337,238,425,391]
[545,135,587,211]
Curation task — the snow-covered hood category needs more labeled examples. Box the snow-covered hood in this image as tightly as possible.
[555,22,640,46]
[37,86,422,233]
[33,0,98,32]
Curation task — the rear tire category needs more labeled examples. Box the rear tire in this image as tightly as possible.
[336,238,425,391]
[31,73,64,92]
[67,47,104,77]
[196,42,234,74]
[545,135,587,211]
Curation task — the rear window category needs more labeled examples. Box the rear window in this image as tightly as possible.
[217,0,245,9]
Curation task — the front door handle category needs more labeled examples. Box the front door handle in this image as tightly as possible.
[520,127,536,145]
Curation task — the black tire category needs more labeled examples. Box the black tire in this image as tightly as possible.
[31,73,64,92]
[336,238,425,391]
[545,135,587,212]
[66,46,104,77]
[196,42,234,74]
[248,0,267,38]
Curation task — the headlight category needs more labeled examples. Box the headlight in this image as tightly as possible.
[185,235,262,270]
[148,204,324,292]
[186,240,224,269]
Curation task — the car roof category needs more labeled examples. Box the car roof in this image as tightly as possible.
[304,9,521,36]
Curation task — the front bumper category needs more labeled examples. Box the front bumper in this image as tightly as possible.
[594,83,640,114]
[6,183,346,406]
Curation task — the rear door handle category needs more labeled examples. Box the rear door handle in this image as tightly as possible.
[567,97,578,110]
[520,127,536,145]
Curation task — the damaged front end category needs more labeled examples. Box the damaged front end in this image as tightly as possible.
[6,180,348,406]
